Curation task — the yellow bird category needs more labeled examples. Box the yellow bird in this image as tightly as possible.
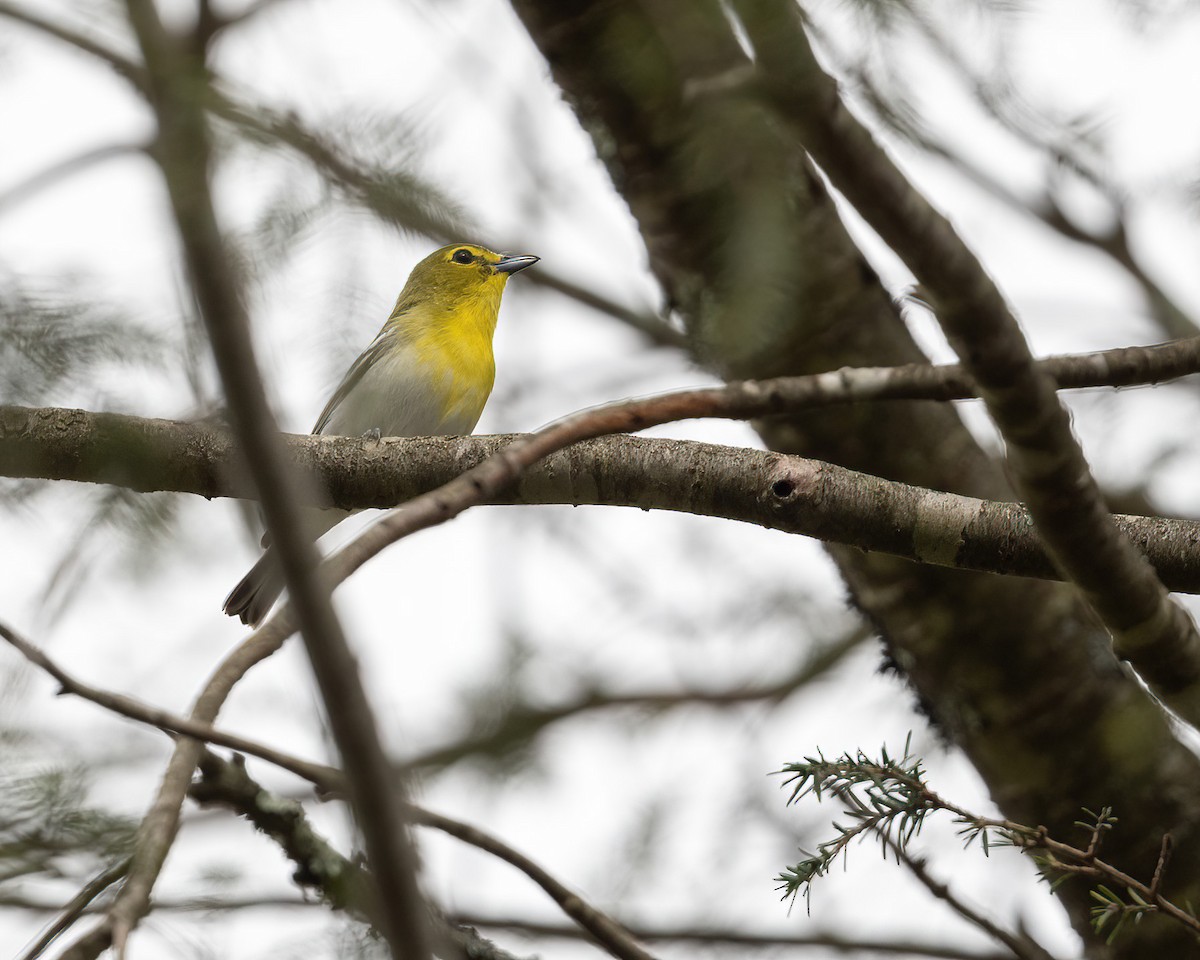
[223,242,539,626]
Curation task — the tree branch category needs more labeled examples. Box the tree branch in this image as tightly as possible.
[0,2,147,90]
[0,142,149,216]
[186,751,375,921]
[15,858,130,960]
[186,749,658,960]
[120,3,430,959]
[7,402,1200,592]
[50,612,299,958]
[0,622,343,794]
[734,0,1200,727]
[889,845,1056,960]
[449,914,1015,960]
[405,626,868,770]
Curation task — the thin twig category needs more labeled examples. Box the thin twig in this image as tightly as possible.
[0,142,149,216]
[0,2,147,89]
[875,769,1200,939]
[1149,835,1173,902]
[449,914,1016,960]
[0,622,342,794]
[16,858,130,960]
[889,845,1056,960]
[1,891,1023,957]
[1,625,650,960]
[50,614,298,959]
[405,626,867,770]
[406,807,658,960]
[188,749,657,960]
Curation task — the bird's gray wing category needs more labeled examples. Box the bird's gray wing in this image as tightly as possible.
[311,328,397,435]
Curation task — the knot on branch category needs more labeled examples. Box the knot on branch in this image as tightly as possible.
[765,458,820,509]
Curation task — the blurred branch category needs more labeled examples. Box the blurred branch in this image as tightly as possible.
[0,623,646,960]
[187,751,376,922]
[879,110,1200,340]
[0,284,167,407]
[0,2,147,89]
[736,0,1200,728]
[406,626,868,771]
[16,858,130,960]
[205,0,296,39]
[51,1,429,956]
[210,97,682,348]
[450,914,1016,960]
[189,749,656,960]
[409,806,658,960]
[0,3,676,351]
[1,893,312,913]
[210,96,468,241]
[12,887,1024,960]
[516,268,684,349]
[0,142,149,217]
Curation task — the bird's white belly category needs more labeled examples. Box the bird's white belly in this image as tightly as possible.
[319,345,485,438]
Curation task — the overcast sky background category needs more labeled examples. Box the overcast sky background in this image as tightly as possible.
[4,1,1200,958]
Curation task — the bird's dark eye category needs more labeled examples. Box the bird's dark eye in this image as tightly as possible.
[452,248,473,264]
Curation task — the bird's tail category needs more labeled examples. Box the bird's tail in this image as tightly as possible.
[222,549,284,627]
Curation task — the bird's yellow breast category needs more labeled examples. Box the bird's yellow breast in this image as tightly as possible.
[407,293,499,429]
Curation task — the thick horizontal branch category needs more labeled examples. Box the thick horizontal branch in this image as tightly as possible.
[5,404,1200,593]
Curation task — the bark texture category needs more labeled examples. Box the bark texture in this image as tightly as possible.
[509,1,1200,953]
[10,404,1200,592]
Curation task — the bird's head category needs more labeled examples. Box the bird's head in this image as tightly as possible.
[395,243,539,319]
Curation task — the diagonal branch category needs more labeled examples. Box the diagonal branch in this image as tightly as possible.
[53,610,307,960]
[87,3,429,958]
[0,622,342,793]
[0,633,661,960]
[15,858,130,960]
[0,142,149,216]
[186,748,658,960]
[733,0,1200,725]
[0,2,147,90]
[887,844,1056,960]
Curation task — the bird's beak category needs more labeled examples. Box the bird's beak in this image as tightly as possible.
[494,254,540,275]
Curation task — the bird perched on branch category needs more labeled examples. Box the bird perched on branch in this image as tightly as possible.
[223,242,539,626]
